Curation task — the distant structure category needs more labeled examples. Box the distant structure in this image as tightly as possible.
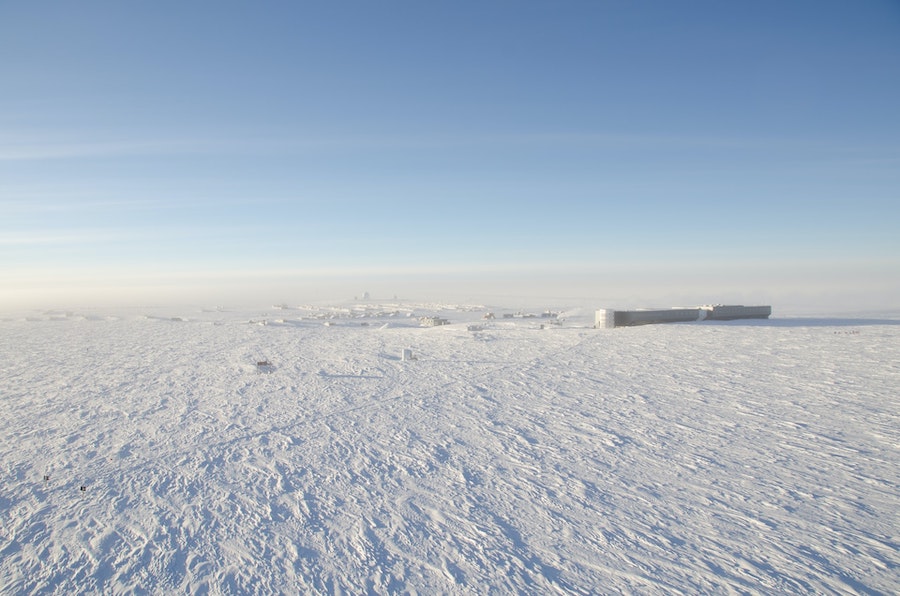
[420,316,450,327]
[595,305,771,328]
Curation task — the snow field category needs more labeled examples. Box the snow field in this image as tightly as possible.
[1,307,898,594]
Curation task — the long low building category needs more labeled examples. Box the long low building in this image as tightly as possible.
[595,305,772,328]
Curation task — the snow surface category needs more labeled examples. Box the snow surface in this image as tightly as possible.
[1,303,898,594]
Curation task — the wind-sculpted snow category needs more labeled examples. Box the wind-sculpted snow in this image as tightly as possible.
[1,306,898,594]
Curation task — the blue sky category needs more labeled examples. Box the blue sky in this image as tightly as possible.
[2,1,899,310]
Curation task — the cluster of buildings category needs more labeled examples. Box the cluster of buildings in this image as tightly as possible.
[414,305,772,330]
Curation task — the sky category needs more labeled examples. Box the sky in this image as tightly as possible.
[2,1,899,312]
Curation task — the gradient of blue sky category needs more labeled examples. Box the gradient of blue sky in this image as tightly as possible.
[2,1,899,310]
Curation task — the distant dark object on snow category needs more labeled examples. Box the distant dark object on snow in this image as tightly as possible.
[596,305,772,328]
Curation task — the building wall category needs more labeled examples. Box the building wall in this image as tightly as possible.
[705,305,772,320]
[596,305,771,328]
[615,309,701,327]
[595,309,616,328]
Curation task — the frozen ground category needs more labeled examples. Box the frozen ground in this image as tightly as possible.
[1,302,898,594]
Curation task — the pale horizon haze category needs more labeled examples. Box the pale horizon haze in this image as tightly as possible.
[2,1,899,313]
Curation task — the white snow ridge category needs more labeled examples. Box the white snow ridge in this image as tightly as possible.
[1,305,898,594]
